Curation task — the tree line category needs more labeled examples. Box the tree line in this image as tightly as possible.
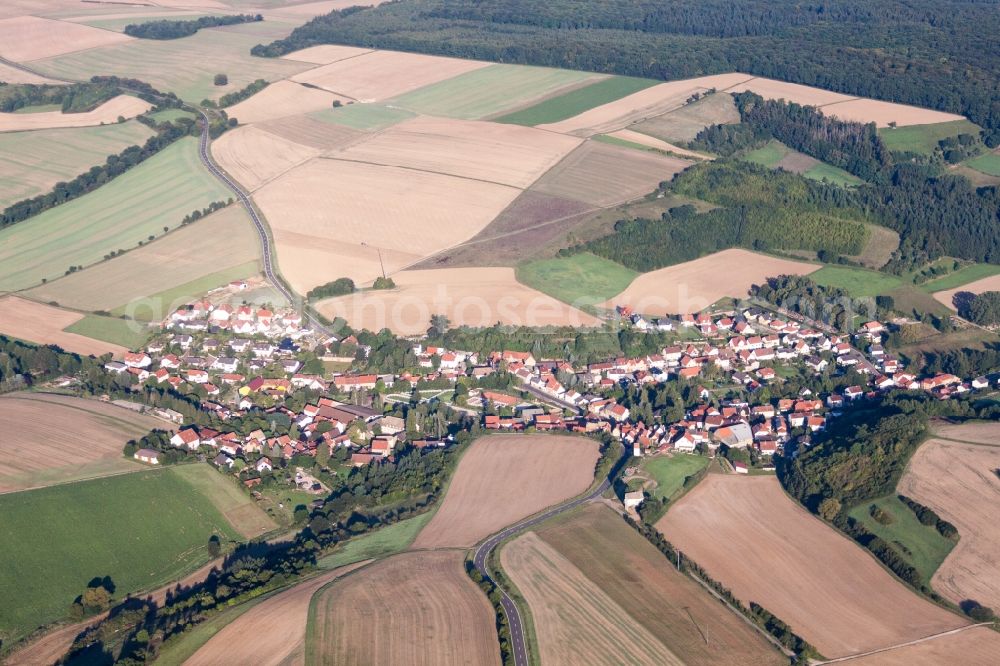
[0,80,121,114]
[124,14,262,40]
[250,0,1000,144]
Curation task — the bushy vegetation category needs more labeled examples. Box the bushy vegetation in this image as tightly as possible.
[124,14,262,40]
[957,291,1000,326]
[898,495,959,540]
[465,561,515,666]
[751,274,862,331]
[251,0,1000,145]
[307,277,356,300]
[371,276,396,290]
[216,79,268,109]
[0,81,120,114]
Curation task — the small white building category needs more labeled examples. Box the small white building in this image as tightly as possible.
[623,491,644,509]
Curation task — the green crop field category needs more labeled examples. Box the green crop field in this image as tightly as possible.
[170,464,277,539]
[317,513,432,570]
[0,137,232,292]
[390,63,601,120]
[965,152,1000,177]
[312,103,415,131]
[63,314,153,349]
[742,140,789,168]
[496,75,658,126]
[810,265,903,298]
[741,140,861,186]
[517,252,638,308]
[640,455,709,502]
[803,161,862,186]
[149,108,197,123]
[31,29,310,102]
[919,263,1000,292]
[878,119,982,155]
[847,495,955,584]
[0,467,245,646]
[0,121,154,209]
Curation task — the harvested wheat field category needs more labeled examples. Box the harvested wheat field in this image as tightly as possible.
[630,92,741,143]
[309,550,499,666]
[225,80,350,125]
[0,95,151,133]
[412,434,599,549]
[538,73,752,136]
[512,504,785,666]
[0,60,64,85]
[605,249,820,315]
[256,159,520,290]
[257,113,364,150]
[264,0,388,19]
[0,393,161,492]
[606,129,710,159]
[658,475,967,658]
[819,98,965,128]
[291,49,489,102]
[279,43,373,65]
[334,116,582,188]
[532,140,691,207]
[186,561,370,666]
[839,625,1000,665]
[24,205,260,315]
[212,125,320,191]
[899,436,1000,612]
[0,296,126,356]
[503,531,684,666]
[933,420,1000,446]
[316,267,599,335]
[0,16,131,62]
[726,76,856,107]
[933,274,1000,310]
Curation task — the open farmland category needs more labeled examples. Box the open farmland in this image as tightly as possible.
[290,49,489,102]
[658,475,967,658]
[32,28,312,102]
[254,158,520,290]
[0,467,247,646]
[497,75,659,126]
[224,80,349,124]
[919,263,1000,293]
[604,249,819,315]
[934,421,1000,445]
[25,205,259,317]
[726,76,856,107]
[933,274,1000,310]
[603,129,709,160]
[0,60,63,85]
[630,92,740,142]
[311,102,415,131]
[0,121,153,209]
[840,625,1000,665]
[412,434,598,549]
[0,393,161,492]
[537,73,752,136]
[741,140,861,185]
[212,125,321,191]
[0,297,126,357]
[808,264,903,298]
[965,152,1000,177]
[503,531,684,665]
[317,513,431,570]
[279,43,372,65]
[0,95,151,132]
[506,504,785,665]
[899,434,1000,612]
[390,63,605,120]
[879,120,983,155]
[0,16,131,62]
[184,562,369,666]
[531,140,691,207]
[257,112,365,150]
[308,550,500,666]
[170,464,276,539]
[316,267,599,335]
[334,115,582,188]
[517,252,638,308]
[0,137,232,291]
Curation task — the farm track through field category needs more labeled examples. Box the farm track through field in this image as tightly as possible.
[471,447,623,666]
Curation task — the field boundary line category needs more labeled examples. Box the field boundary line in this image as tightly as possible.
[814,622,991,664]
[315,154,525,190]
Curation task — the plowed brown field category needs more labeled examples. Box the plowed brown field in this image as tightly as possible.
[308,550,500,666]
[658,475,967,658]
[412,434,599,549]
[0,296,126,357]
[899,434,1000,612]
[0,393,161,492]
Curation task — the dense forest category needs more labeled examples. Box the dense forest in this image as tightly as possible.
[251,0,1000,143]
[124,14,262,39]
[956,291,1000,326]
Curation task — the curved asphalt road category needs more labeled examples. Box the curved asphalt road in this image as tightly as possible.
[195,112,336,338]
[472,470,616,666]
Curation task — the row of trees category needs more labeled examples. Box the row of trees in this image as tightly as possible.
[124,14,262,39]
[956,291,1000,326]
[217,78,268,108]
[306,277,355,300]
[0,81,120,114]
